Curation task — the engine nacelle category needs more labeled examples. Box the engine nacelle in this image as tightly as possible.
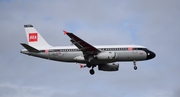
[96,51,116,60]
[98,63,119,71]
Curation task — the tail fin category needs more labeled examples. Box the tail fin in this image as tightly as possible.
[24,25,51,48]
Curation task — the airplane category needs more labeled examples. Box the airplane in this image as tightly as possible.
[20,24,156,75]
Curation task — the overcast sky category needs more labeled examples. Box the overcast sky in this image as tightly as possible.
[0,0,180,97]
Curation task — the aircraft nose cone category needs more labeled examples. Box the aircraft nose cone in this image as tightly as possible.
[147,51,156,60]
[151,52,156,58]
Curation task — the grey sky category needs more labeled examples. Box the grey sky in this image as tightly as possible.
[0,0,180,97]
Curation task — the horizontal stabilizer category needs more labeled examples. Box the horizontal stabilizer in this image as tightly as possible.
[20,43,40,52]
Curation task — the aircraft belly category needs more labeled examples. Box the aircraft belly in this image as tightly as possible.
[116,51,146,61]
[27,50,146,63]
[29,52,82,62]
[56,52,83,62]
[27,52,50,60]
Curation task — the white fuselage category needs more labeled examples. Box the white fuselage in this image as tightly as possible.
[21,45,153,64]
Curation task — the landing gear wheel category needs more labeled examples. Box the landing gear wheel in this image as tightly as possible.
[89,69,95,75]
[134,66,137,70]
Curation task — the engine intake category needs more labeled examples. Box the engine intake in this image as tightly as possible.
[98,63,119,71]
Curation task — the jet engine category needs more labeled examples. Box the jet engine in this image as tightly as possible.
[96,51,116,60]
[98,63,119,71]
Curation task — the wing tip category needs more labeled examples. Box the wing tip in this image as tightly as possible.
[63,30,67,35]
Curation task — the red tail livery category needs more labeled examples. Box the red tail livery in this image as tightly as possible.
[29,33,38,42]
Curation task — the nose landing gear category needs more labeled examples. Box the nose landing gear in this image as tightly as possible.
[133,61,137,70]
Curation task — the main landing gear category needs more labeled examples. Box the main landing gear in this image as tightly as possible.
[133,61,137,70]
[87,62,95,75]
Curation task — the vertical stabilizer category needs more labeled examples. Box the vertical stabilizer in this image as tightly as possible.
[24,25,51,48]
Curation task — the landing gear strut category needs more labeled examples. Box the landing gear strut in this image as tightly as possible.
[87,63,91,68]
[133,61,137,70]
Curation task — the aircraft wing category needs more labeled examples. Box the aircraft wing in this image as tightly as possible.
[64,30,100,55]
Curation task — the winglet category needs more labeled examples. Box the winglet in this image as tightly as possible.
[63,30,67,35]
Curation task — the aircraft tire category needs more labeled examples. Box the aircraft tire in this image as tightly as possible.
[89,69,95,75]
[134,66,137,70]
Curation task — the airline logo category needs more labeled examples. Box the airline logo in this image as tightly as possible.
[29,33,38,42]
